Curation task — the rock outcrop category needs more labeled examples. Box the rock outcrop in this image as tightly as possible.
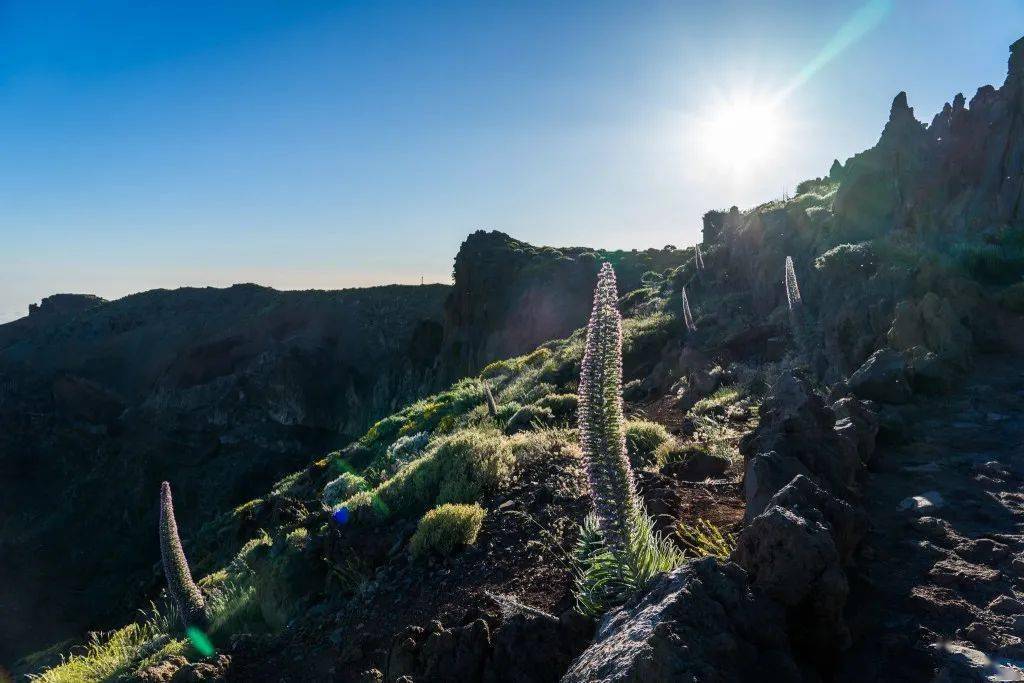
[563,559,798,683]
[439,231,692,380]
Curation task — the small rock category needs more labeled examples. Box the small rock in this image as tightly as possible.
[899,491,945,512]
[931,641,1024,681]
[913,516,952,541]
[991,595,1024,615]
[961,621,999,650]
[958,538,1010,564]
[930,557,1002,588]
[975,460,1013,479]
[356,670,384,683]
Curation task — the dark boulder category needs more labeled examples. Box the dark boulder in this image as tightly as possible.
[848,348,912,404]
[733,503,851,657]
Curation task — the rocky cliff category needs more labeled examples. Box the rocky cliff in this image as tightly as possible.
[439,230,692,381]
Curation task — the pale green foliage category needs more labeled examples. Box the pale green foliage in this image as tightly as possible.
[27,608,181,683]
[573,512,684,616]
[676,518,736,560]
[410,503,486,558]
[624,419,674,470]
[342,427,512,520]
[322,472,367,508]
[691,386,741,415]
[384,431,430,473]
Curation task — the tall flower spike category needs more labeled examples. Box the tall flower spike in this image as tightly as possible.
[484,384,498,418]
[694,244,705,271]
[159,481,207,627]
[577,262,641,554]
[681,287,697,333]
[784,255,802,310]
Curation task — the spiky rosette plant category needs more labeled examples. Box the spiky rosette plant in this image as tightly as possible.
[574,262,682,615]
[784,255,802,310]
[784,255,810,357]
[681,286,697,333]
[159,481,207,628]
[484,384,498,418]
[694,243,705,271]
[577,262,640,550]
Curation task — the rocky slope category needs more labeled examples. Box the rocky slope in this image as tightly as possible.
[11,32,1024,683]
[0,239,691,668]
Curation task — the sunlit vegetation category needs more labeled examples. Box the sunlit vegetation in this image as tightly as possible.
[410,503,487,558]
[573,263,684,616]
[624,419,675,470]
[676,518,736,560]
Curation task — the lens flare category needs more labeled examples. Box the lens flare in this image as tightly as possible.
[186,626,215,657]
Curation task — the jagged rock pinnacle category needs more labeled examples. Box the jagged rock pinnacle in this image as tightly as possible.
[889,91,911,120]
[1008,35,1024,82]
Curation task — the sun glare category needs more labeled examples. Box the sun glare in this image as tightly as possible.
[697,93,786,174]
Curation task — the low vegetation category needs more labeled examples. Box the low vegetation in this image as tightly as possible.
[410,503,487,558]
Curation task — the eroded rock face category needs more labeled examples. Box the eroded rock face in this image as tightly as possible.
[740,372,865,515]
[733,373,878,674]
[562,559,799,683]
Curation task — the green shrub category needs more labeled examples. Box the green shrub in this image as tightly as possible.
[27,609,180,683]
[954,241,1024,284]
[534,393,578,419]
[343,428,512,521]
[495,401,522,424]
[409,503,486,558]
[384,431,430,473]
[676,518,736,560]
[504,403,555,435]
[691,386,741,415]
[508,427,579,465]
[624,420,674,469]
[322,472,366,508]
[813,242,876,278]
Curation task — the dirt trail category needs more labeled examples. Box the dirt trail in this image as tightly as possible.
[840,353,1024,681]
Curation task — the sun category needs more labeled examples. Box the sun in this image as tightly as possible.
[696,92,786,174]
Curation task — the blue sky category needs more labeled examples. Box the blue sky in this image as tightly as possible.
[0,1,1021,322]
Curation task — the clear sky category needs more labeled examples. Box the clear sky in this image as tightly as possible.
[1,1,1021,323]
